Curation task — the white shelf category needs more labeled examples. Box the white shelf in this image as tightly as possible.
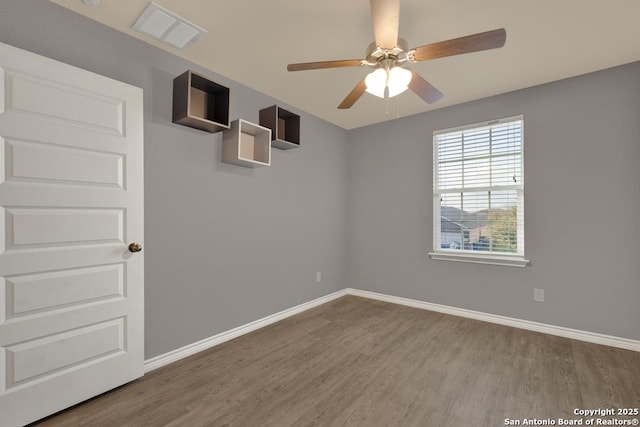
[222,119,271,168]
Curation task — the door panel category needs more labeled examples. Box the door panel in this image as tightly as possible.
[0,41,143,426]
[2,67,124,135]
[3,137,125,188]
[6,263,124,316]
[7,318,124,387]
[6,207,125,248]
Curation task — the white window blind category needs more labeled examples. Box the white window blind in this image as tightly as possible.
[433,116,525,262]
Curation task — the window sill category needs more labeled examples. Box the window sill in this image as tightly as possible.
[428,251,530,268]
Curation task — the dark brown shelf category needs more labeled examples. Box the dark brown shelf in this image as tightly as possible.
[259,105,300,150]
[172,70,230,133]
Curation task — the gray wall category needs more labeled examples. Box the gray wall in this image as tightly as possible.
[347,61,640,340]
[0,0,348,358]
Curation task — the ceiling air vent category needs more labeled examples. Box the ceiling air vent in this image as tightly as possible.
[132,2,206,50]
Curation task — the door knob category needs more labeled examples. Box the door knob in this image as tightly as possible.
[128,243,142,253]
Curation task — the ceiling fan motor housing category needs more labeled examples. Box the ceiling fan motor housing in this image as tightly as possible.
[364,38,409,68]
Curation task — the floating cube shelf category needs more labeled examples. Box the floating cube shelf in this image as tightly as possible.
[259,105,300,150]
[222,119,271,168]
[172,70,230,133]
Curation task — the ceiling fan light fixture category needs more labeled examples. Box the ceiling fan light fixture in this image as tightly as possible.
[388,66,412,97]
[365,68,387,98]
[365,66,412,99]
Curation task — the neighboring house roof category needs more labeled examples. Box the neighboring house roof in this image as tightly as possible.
[441,216,484,233]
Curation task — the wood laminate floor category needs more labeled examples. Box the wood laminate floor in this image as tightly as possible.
[33,296,640,427]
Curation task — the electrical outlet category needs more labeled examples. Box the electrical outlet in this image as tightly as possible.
[316,272,322,283]
[533,288,545,302]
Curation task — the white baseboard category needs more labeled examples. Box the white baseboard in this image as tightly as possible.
[144,289,348,372]
[145,286,639,372]
[346,288,640,352]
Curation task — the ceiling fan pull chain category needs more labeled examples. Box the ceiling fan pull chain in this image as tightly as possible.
[385,93,390,117]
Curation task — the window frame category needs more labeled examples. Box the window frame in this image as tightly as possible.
[429,115,529,267]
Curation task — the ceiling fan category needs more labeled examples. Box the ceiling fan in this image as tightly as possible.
[287,0,506,109]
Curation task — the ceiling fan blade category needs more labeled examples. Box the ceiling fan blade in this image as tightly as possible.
[408,70,443,104]
[370,0,400,49]
[338,78,367,109]
[287,60,364,72]
[411,28,506,62]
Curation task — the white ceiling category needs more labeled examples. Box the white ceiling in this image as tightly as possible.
[51,0,640,130]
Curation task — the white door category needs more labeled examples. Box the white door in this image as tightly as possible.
[0,42,144,426]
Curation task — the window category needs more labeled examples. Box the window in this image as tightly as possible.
[430,115,529,267]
